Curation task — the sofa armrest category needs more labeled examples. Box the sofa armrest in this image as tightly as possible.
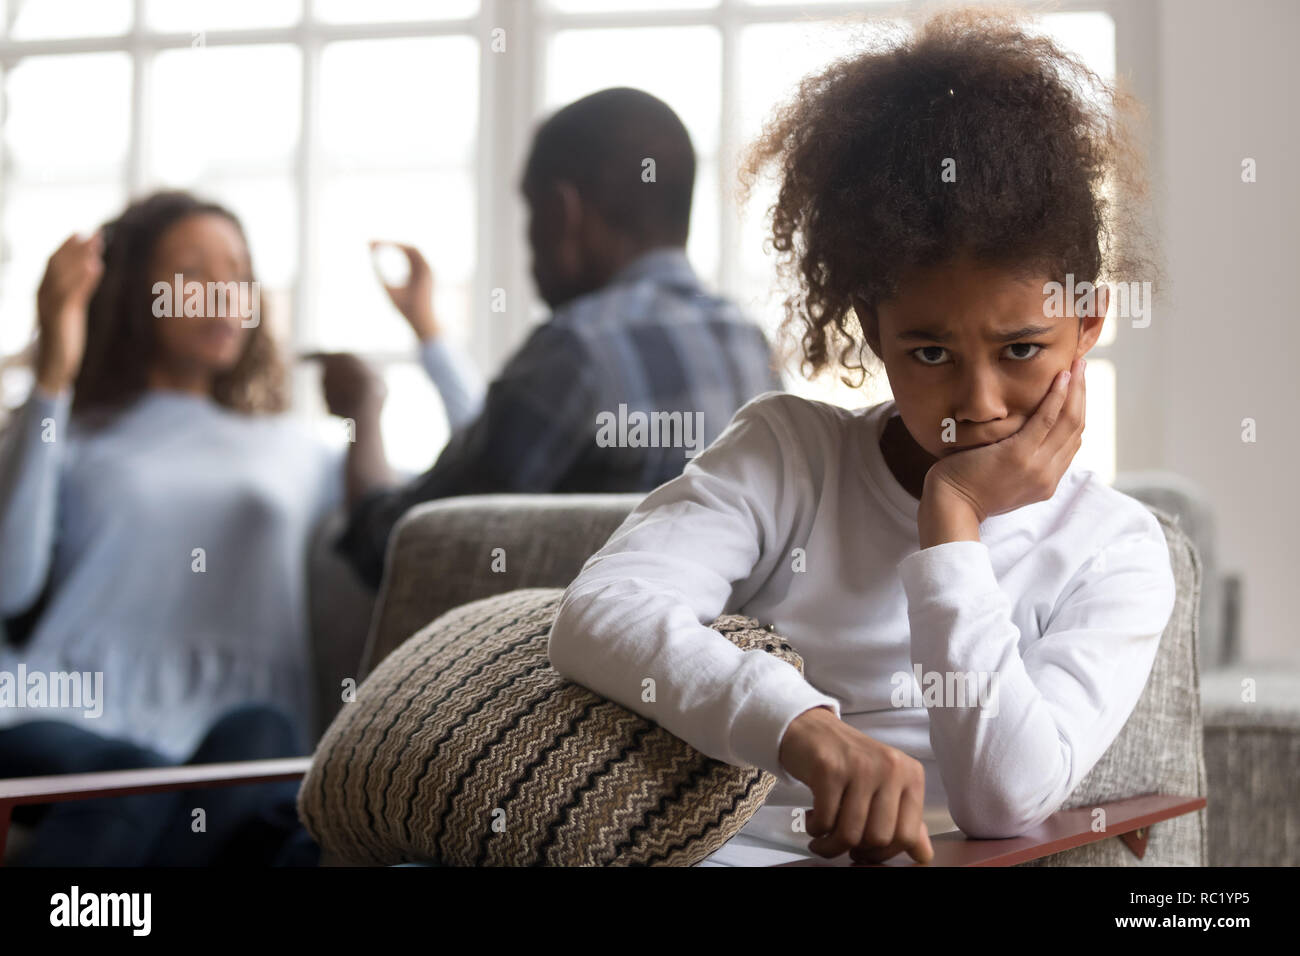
[773,792,1206,866]
[364,494,642,676]
[0,757,311,863]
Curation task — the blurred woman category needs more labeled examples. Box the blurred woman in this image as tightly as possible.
[0,190,386,865]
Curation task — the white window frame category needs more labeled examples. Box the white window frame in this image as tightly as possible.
[0,0,1158,469]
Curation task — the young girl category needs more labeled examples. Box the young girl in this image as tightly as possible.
[548,7,1175,867]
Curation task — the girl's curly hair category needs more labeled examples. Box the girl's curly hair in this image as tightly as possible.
[737,4,1157,387]
[72,190,288,424]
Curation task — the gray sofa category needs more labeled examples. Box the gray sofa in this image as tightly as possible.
[1114,472,1300,867]
[309,492,1214,866]
[8,487,1282,865]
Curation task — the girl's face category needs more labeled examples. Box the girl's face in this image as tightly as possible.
[861,252,1104,463]
[150,212,256,375]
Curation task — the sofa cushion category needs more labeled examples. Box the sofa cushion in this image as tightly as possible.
[1201,665,1300,866]
[298,587,802,866]
[307,508,379,744]
[363,493,644,678]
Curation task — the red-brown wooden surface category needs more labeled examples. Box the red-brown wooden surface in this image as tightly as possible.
[775,793,1206,866]
[0,758,311,862]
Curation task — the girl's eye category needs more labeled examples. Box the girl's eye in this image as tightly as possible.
[910,343,1045,365]
[1005,343,1044,361]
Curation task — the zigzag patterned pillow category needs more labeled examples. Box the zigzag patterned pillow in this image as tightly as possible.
[297,587,803,866]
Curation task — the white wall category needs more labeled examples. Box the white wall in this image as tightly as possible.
[1146,0,1300,663]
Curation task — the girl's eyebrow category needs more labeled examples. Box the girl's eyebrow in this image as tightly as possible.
[897,322,1057,343]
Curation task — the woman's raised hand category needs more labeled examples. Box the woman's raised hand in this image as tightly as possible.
[35,232,104,393]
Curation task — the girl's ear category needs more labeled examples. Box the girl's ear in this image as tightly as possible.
[1095,283,1110,320]
[1077,283,1108,351]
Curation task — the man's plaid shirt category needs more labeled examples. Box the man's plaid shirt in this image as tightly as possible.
[336,246,783,587]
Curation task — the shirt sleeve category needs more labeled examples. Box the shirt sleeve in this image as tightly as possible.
[897,524,1177,838]
[547,392,841,789]
[417,336,486,431]
[334,322,599,589]
[0,385,71,616]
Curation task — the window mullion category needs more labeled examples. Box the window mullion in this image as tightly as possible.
[718,0,740,299]
[295,1,322,368]
[478,0,537,374]
[476,0,501,375]
[126,0,148,195]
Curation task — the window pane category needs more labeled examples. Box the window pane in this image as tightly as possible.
[689,156,719,288]
[148,45,301,181]
[314,0,478,23]
[1078,356,1115,483]
[380,361,449,475]
[744,0,885,5]
[1037,11,1118,351]
[545,26,721,157]
[733,20,895,404]
[319,37,478,170]
[732,171,781,331]
[295,360,453,476]
[10,0,131,38]
[548,0,717,11]
[1037,11,1116,85]
[4,53,132,180]
[145,0,302,32]
[312,172,475,353]
[0,183,125,354]
[185,177,299,291]
[737,19,898,147]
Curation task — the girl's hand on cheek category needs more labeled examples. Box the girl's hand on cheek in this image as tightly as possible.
[923,356,1086,523]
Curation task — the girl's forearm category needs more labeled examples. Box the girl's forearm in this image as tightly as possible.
[917,477,982,549]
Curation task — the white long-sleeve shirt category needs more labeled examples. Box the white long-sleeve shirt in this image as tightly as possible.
[548,390,1177,864]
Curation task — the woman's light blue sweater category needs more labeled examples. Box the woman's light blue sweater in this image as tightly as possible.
[0,337,483,759]
[0,386,344,758]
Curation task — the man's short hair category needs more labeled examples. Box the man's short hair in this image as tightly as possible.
[522,87,696,245]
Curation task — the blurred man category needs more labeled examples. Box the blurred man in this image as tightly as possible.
[333,87,782,588]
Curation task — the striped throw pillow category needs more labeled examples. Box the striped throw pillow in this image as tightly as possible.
[297,587,804,866]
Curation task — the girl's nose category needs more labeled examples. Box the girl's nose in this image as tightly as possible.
[951,364,1006,424]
